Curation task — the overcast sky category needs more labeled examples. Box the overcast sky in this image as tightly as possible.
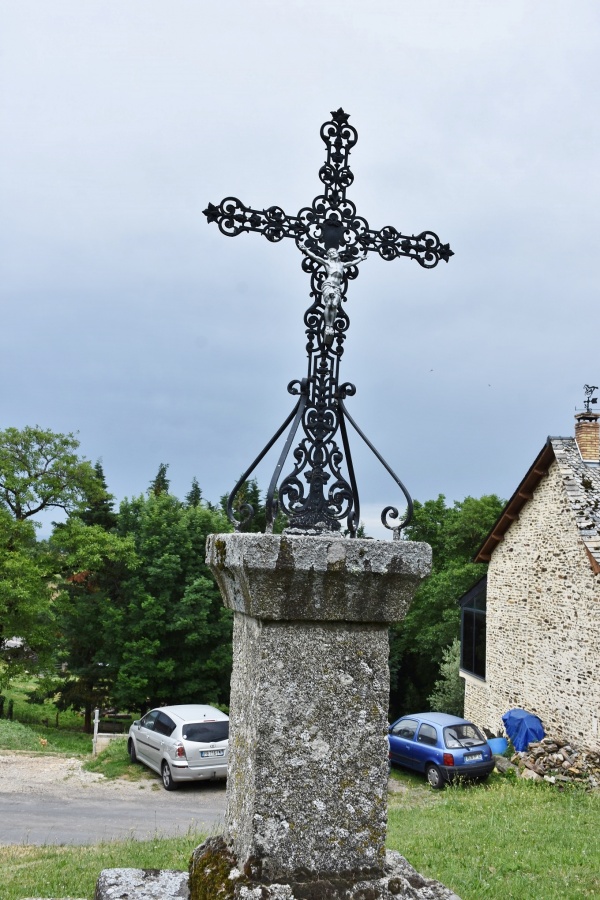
[2,1,599,537]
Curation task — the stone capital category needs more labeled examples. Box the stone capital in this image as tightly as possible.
[206,532,431,623]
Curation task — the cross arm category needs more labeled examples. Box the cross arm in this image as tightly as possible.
[360,224,453,269]
[203,197,306,243]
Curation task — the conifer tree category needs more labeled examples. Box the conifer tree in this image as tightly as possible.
[79,462,117,531]
[109,488,233,713]
[49,467,136,731]
[149,463,170,496]
[185,477,203,508]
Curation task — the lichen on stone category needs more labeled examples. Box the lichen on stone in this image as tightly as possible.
[213,537,228,569]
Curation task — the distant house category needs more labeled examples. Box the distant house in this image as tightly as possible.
[460,409,600,751]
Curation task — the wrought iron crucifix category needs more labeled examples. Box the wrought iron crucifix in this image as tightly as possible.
[204,108,452,537]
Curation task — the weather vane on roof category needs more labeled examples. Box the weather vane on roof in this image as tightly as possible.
[204,108,453,537]
[583,384,599,414]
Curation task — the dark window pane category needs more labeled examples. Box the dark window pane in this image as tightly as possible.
[473,589,487,611]
[140,711,159,731]
[474,613,486,679]
[391,718,419,740]
[182,721,229,743]
[461,607,486,679]
[462,611,475,670]
[156,713,176,736]
[445,723,486,747]
[418,723,438,746]
[461,583,486,611]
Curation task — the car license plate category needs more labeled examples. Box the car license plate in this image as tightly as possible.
[464,752,482,762]
[200,749,224,758]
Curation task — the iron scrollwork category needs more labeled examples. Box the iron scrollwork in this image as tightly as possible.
[204,109,453,536]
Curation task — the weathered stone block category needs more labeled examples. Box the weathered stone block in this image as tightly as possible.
[189,836,462,899]
[94,868,188,899]
[205,533,432,885]
[206,533,431,623]
[227,614,390,881]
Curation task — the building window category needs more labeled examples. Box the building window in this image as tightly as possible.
[459,576,486,679]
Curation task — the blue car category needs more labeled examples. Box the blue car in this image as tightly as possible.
[388,712,495,789]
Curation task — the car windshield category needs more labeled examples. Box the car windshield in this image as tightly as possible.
[443,723,486,748]
[182,721,229,743]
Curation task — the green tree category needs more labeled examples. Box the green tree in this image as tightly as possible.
[49,516,137,731]
[185,477,202,508]
[222,478,288,533]
[109,489,233,713]
[427,638,465,717]
[0,426,100,521]
[0,426,102,681]
[0,509,54,681]
[390,493,503,717]
[149,463,170,497]
[79,462,117,531]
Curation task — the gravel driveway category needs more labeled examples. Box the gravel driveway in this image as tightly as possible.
[0,753,226,845]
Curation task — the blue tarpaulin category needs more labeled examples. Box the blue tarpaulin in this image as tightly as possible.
[502,708,545,751]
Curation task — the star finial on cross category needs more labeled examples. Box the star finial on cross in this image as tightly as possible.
[330,108,350,125]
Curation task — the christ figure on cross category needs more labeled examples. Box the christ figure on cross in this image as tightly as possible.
[300,242,368,343]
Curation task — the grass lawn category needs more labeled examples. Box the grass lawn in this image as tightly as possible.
[387,767,600,899]
[0,674,136,756]
[84,736,150,781]
[0,718,91,755]
[0,733,598,899]
[1,676,84,731]
[0,832,207,900]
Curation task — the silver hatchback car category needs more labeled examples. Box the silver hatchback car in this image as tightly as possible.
[127,704,229,790]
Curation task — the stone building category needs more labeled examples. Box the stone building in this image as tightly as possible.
[460,411,600,751]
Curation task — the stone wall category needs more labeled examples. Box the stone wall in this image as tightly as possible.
[464,460,600,751]
[93,733,122,756]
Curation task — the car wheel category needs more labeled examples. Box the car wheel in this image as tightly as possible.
[426,764,444,790]
[161,761,177,791]
[128,740,137,764]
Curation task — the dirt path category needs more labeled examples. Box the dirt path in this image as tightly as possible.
[0,753,227,845]
[0,754,411,847]
[0,752,157,799]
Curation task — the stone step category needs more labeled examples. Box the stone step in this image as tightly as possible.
[95,868,189,899]
[90,852,461,899]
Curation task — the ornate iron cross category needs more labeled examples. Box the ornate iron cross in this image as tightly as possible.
[204,108,452,537]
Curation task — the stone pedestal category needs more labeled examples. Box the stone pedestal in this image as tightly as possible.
[195,532,432,897]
